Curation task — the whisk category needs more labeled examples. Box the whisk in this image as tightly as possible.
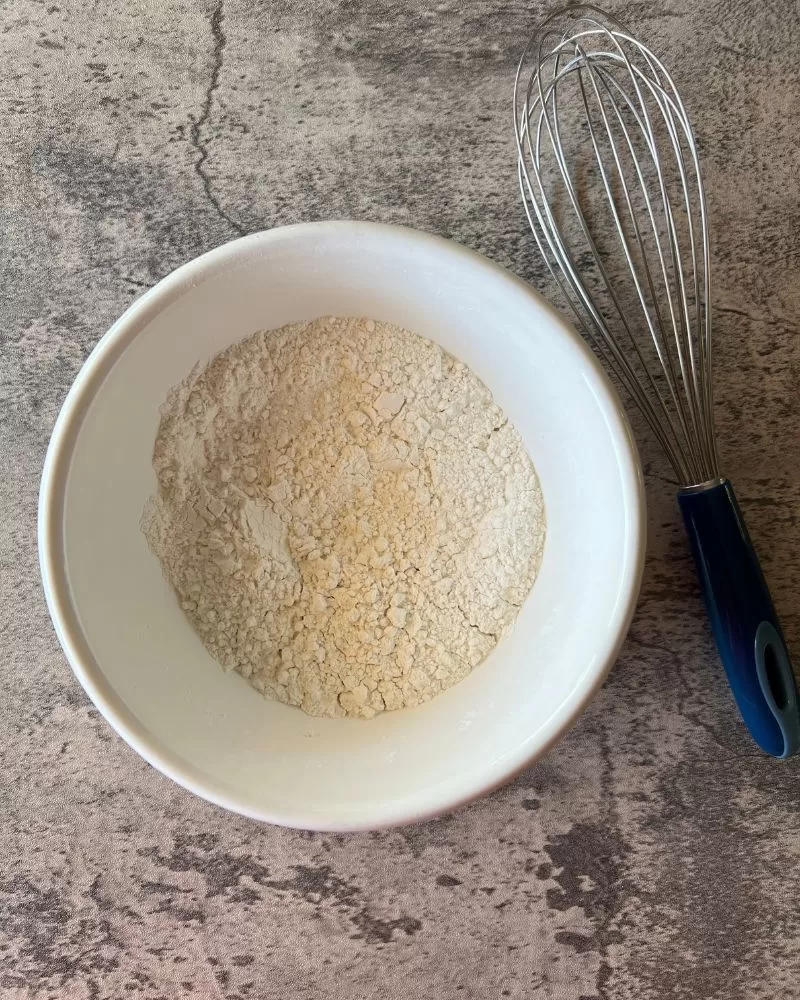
[514,4,800,757]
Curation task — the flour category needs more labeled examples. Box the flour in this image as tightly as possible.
[142,316,546,719]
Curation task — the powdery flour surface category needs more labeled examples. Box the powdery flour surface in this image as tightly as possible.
[143,316,545,718]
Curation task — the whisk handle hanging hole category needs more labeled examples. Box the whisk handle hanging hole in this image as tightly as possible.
[679,481,800,758]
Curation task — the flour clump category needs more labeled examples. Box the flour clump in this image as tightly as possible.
[142,316,546,718]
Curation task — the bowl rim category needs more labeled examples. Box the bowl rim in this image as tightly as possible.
[38,220,646,831]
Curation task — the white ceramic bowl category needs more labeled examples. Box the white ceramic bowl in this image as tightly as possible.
[39,221,644,830]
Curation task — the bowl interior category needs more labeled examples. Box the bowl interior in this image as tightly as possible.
[43,222,643,829]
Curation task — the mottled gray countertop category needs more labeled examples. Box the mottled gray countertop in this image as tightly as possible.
[3,1,800,997]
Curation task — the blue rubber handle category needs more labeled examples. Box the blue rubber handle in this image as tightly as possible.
[679,480,800,758]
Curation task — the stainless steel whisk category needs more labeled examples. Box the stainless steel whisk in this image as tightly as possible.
[514,4,800,756]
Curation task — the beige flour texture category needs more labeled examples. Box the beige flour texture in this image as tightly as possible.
[142,316,546,719]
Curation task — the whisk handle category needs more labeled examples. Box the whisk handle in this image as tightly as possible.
[679,480,800,758]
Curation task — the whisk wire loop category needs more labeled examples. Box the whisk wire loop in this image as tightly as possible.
[514,5,719,486]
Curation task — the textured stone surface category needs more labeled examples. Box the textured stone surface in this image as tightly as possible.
[3,1,800,997]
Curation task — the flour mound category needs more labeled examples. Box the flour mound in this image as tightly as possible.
[142,316,546,718]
